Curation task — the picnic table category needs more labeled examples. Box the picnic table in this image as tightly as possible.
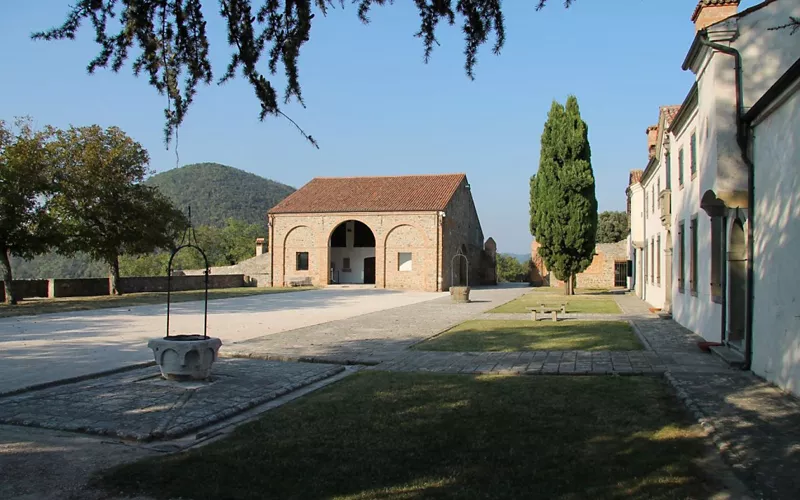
[526,303,567,322]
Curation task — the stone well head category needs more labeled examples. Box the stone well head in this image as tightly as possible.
[149,210,223,381]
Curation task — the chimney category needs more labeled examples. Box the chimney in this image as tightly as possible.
[691,0,739,32]
[646,125,658,159]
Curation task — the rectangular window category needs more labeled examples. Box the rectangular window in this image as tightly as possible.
[678,222,685,292]
[710,217,723,302]
[296,252,309,271]
[690,132,697,178]
[652,186,655,213]
[644,192,647,216]
[398,252,413,272]
[657,179,661,209]
[657,236,661,285]
[665,152,672,189]
[651,239,655,284]
[679,148,685,187]
[342,257,351,272]
[690,217,698,295]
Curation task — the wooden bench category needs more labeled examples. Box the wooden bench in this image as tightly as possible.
[526,303,567,322]
[287,277,312,287]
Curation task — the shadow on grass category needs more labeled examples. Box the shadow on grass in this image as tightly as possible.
[94,372,726,500]
[490,293,622,315]
[416,320,643,352]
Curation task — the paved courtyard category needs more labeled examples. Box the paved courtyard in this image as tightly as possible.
[0,359,343,441]
[0,287,443,394]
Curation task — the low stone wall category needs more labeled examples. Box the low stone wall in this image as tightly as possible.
[0,280,49,302]
[1,275,246,302]
[49,278,110,298]
[118,274,245,294]
[181,253,271,287]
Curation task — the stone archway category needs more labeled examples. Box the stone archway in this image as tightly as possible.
[328,220,376,285]
[728,219,746,347]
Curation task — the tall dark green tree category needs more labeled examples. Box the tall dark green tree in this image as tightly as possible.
[33,1,575,145]
[530,96,597,295]
[0,119,57,304]
[50,125,189,294]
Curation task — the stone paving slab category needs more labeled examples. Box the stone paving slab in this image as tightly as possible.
[668,371,800,500]
[0,359,343,441]
[224,286,528,364]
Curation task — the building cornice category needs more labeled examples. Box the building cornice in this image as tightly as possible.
[640,156,659,186]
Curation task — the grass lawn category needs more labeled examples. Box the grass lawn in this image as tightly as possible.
[96,372,717,500]
[491,292,622,314]
[415,320,642,351]
[0,286,314,318]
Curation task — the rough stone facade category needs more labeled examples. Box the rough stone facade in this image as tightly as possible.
[530,240,628,289]
[267,176,494,292]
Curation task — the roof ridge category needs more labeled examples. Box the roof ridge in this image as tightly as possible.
[311,173,465,180]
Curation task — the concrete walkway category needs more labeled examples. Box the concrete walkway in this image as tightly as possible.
[0,287,443,394]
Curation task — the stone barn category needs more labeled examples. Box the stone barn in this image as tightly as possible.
[266,174,496,292]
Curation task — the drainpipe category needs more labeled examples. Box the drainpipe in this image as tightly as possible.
[697,36,754,370]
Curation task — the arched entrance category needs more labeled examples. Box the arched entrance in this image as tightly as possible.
[727,219,746,348]
[328,220,376,285]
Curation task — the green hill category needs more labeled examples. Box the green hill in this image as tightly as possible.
[146,162,295,229]
[12,163,295,279]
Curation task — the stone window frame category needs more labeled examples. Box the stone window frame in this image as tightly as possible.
[650,238,655,284]
[665,151,672,190]
[296,252,309,271]
[656,235,661,286]
[689,215,699,296]
[710,215,725,303]
[678,221,685,293]
[678,147,685,188]
[657,178,661,210]
[398,252,413,272]
[690,131,698,180]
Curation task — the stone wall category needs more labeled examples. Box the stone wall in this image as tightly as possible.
[1,275,245,301]
[441,179,485,289]
[269,212,440,291]
[118,275,245,293]
[49,278,110,298]
[181,252,271,287]
[0,280,49,302]
[530,240,628,289]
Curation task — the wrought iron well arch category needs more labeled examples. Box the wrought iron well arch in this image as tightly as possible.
[165,207,210,339]
[451,248,470,288]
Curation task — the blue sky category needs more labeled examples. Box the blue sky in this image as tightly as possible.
[0,1,761,254]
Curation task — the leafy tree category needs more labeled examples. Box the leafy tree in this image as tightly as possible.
[596,211,629,244]
[120,218,263,276]
[33,0,574,145]
[496,254,530,283]
[50,125,189,294]
[0,119,57,304]
[530,96,597,295]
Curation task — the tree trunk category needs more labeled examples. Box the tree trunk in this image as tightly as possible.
[564,276,571,296]
[109,255,122,296]
[1,247,17,305]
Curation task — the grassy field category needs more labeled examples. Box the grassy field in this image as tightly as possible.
[0,287,314,318]
[96,372,717,500]
[415,319,642,351]
[491,291,622,314]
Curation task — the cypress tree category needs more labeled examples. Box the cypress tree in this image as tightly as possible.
[530,95,598,295]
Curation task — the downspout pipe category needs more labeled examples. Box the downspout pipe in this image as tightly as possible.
[697,36,755,370]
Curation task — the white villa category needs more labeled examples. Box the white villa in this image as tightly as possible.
[627,0,800,396]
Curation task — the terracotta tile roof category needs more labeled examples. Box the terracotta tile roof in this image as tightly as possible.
[691,0,739,21]
[661,105,682,125]
[269,174,466,214]
[629,169,644,185]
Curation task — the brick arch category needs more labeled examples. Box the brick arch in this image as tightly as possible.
[283,225,315,285]
[326,218,378,244]
[383,224,428,290]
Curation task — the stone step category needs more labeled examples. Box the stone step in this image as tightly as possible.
[709,345,746,368]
